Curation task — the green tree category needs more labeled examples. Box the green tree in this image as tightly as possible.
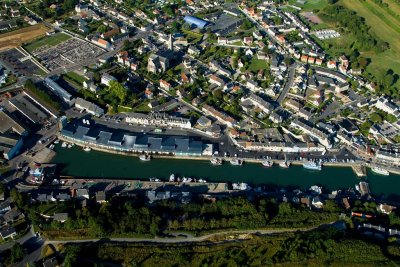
[108,80,127,103]
[10,243,25,264]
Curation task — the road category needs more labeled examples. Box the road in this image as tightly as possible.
[277,63,296,104]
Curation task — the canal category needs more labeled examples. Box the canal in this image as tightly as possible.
[52,145,400,201]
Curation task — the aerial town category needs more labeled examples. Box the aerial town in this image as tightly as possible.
[0,0,400,265]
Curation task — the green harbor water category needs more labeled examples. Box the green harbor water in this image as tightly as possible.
[52,145,400,201]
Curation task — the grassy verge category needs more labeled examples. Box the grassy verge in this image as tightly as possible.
[24,32,71,53]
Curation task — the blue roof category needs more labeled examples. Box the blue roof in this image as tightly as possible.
[184,16,208,29]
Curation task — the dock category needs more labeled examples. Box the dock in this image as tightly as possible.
[359,181,371,196]
[352,165,367,177]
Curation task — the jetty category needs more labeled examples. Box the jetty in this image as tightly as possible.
[352,165,367,177]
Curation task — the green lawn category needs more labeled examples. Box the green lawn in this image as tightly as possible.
[64,71,87,84]
[289,0,329,11]
[24,32,71,53]
[248,59,269,72]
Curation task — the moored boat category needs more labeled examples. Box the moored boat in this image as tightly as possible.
[232,182,250,190]
[211,158,222,165]
[303,161,322,171]
[262,160,273,168]
[61,142,67,148]
[150,178,160,182]
[279,161,290,168]
[371,167,389,176]
[84,147,91,152]
[169,174,175,182]
[139,154,151,161]
[230,159,243,166]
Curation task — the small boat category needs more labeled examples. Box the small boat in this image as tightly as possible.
[262,160,273,168]
[49,144,55,150]
[303,161,322,171]
[279,161,290,168]
[54,139,60,144]
[198,179,207,183]
[309,185,322,194]
[182,177,192,183]
[230,159,243,166]
[169,174,175,182]
[232,182,250,190]
[371,167,389,176]
[84,147,91,152]
[211,158,222,165]
[61,142,67,148]
[150,178,160,182]
[139,155,151,161]
[67,143,72,149]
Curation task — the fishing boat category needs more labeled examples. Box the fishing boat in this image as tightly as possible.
[279,161,290,168]
[169,174,175,182]
[211,158,222,165]
[139,154,151,161]
[262,160,273,168]
[303,161,322,171]
[371,167,390,176]
[84,147,91,152]
[230,159,243,166]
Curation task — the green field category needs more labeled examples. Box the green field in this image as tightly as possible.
[340,0,400,87]
[24,32,71,53]
[248,58,269,72]
[64,71,87,84]
[289,0,328,11]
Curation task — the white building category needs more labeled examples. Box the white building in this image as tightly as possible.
[125,112,192,129]
[101,73,117,86]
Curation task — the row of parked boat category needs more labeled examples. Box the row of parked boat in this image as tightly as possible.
[211,158,292,168]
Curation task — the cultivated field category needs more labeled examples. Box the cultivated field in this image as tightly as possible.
[24,32,72,53]
[289,0,328,11]
[0,23,49,51]
[341,0,400,86]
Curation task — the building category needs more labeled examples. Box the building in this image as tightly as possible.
[147,54,170,74]
[43,78,73,104]
[0,133,23,160]
[101,73,117,86]
[183,15,208,29]
[0,109,28,136]
[91,37,111,49]
[60,121,207,156]
[75,98,104,117]
[202,104,237,127]
[290,119,331,148]
[125,112,192,129]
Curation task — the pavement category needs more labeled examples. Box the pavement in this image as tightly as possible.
[277,63,297,104]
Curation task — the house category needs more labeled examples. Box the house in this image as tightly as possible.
[95,191,107,203]
[243,37,253,46]
[159,79,172,90]
[75,189,89,200]
[377,204,396,215]
[209,75,225,87]
[75,98,104,117]
[327,60,337,69]
[0,226,16,240]
[53,213,68,223]
[101,73,117,86]
[312,196,324,209]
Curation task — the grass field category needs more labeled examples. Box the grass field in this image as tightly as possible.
[0,23,49,51]
[24,32,71,53]
[289,0,328,11]
[248,59,269,72]
[340,0,400,87]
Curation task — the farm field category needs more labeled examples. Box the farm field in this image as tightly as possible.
[0,23,49,51]
[24,32,71,53]
[340,0,400,87]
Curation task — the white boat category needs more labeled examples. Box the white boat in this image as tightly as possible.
[84,147,91,152]
[67,144,72,149]
[262,161,273,168]
[198,179,207,183]
[49,144,55,150]
[371,167,390,176]
[150,178,160,182]
[279,161,290,168]
[169,174,175,182]
[230,159,243,166]
[303,161,322,171]
[232,182,250,190]
[309,185,322,195]
[211,158,222,165]
[61,142,67,148]
[139,155,151,161]
[54,139,60,144]
[182,177,192,183]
